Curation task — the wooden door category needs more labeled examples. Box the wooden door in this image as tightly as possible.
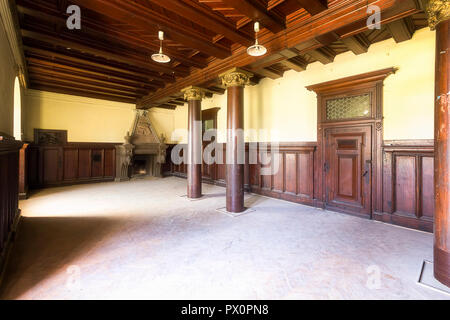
[324,126,372,216]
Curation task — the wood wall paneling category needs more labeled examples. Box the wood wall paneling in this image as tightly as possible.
[0,134,22,274]
[376,141,434,232]
[28,143,119,188]
[165,140,434,232]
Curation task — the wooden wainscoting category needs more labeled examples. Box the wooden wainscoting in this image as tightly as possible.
[165,139,435,232]
[0,134,23,277]
[28,142,119,188]
[246,143,318,207]
[165,142,319,207]
[374,140,435,232]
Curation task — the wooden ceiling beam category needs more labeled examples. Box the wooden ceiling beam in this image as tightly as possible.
[157,104,178,110]
[26,55,159,90]
[27,65,151,95]
[23,45,167,86]
[21,28,187,77]
[70,0,231,59]
[17,4,208,69]
[292,0,328,15]
[30,84,137,104]
[252,67,283,79]
[139,0,417,106]
[221,0,286,33]
[166,100,185,106]
[279,56,308,72]
[29,74,144,98]
[386,17,415,43]
[307,47,336,64]
[335,0,421,38]
[147,0,253,47]
[341,34,370,55]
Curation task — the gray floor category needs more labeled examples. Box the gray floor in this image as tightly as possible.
[0,176,449,299]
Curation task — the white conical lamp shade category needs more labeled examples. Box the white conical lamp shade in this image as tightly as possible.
[152,31,171,63]
[247,22,266,57]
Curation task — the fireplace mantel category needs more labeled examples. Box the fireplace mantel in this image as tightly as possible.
[115,110,167,181]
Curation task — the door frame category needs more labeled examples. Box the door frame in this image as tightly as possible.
[306,68,397,218]
[201,107,220,181]
[323,123,373,218]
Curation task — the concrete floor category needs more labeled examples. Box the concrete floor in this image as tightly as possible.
[0,176,448,300]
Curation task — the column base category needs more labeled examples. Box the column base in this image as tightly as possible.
[216,207,255,217]
[434,246,450,287]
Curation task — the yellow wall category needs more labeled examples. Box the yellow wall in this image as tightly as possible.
[170,28,435,143]
[24,89,136,142]
[22,28,436,144]
[147,108,177,143]
[0,20,17,136]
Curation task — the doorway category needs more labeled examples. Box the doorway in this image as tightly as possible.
[201,108,220,180]
[324,125,372,216]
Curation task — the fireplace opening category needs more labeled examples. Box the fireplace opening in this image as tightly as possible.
[132,155,152,177]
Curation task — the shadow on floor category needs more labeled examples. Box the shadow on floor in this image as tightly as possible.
[0,215,128,299]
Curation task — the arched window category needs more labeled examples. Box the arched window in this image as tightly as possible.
[13,76,21,140]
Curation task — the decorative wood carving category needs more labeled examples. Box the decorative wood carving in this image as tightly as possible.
[219,68,254,88]
[182,86,206,101]
[427,0,450,30]
[34,129,67,146]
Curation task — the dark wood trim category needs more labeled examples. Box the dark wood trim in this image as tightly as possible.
[18,143,29,200]
[306,68,397,94]
[0,133,23,285]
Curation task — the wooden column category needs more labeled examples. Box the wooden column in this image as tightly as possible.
[182,86,205,199]
[429,1,450,287]
[219,68,253,213]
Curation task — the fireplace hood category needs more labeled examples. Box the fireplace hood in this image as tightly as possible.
[115,110,167,181]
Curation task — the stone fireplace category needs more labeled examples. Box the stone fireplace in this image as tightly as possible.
[115,110,167,181]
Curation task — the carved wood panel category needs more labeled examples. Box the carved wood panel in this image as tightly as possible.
[377,142,434,232]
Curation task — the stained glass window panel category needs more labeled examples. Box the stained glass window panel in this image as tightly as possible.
[326,94,371,120]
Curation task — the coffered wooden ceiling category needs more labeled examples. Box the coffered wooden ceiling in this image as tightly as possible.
[15,0,428,109]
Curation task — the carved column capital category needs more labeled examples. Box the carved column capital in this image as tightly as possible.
[182,86,206,101]
[219,67,254,88]
[427,0,450,30]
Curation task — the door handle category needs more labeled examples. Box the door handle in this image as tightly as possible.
[362,170,370,184]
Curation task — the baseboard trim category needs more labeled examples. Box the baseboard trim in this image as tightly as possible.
[373,211,433,233]
[0,209,22,289]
